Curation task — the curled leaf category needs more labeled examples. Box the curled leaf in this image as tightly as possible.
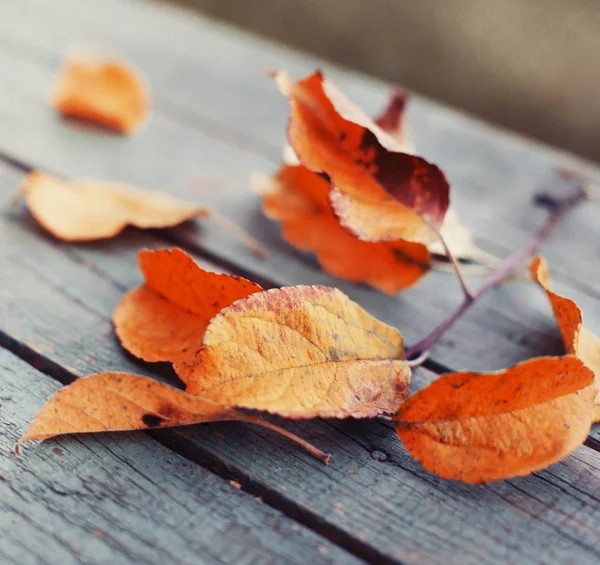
[22,171,206,241]
[273,70,449,244]
[114,248,263,363]
[177,285,410,418]
[17,372,330,463]
[530,255,600,420]
[395,356,595,483]
[51,54,149,134]
[255,164,430,294]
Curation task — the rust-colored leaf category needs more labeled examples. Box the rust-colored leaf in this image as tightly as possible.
[18,372,240,446]
[177,285,410,418]
[17,372,330,463]
[22,171,206,241]
[395,356,595,483]
[255,164,430,294]
[114,248,263,363]
[530,255,600,420]
[273,70,449,244]
[373,88,411,150]
[51,54,149,134]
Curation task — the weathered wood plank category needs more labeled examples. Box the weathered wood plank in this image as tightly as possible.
[2,168,600,564]
[0,348,358,565]
[0,41,597,380]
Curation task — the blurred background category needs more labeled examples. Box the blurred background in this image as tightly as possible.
[174,0,600,163]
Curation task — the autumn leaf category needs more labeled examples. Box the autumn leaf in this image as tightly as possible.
[17,372,330,463]
[114,248,263,363]
[51,54,149,134]
[19,172,265,255]
[530,255,600,421]
[177,285,410,418]
[22,171,206,241]
[373,87,411,149]
[395,356,595,483]
[255,164,430,294]
[273,70,449,244]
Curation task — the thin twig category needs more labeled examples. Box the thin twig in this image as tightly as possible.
[406,185,589,358]
[406,349,431,367]
[244,415,331,464]
[208,211,267,258]
[431,225,474,300]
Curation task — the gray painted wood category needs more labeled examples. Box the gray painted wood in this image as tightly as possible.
[0,348,358,565]
[2,168,600,563]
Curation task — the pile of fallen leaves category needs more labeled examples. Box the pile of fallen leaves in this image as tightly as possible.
[14,57,600,485]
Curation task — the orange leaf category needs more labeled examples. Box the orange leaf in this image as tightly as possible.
[17,372,330,463]
[273,70,449,244]
[51,54,149,134]
[22,171,206,241]
[256,164,430,294]
[530,255,600,421]
[114,248,263,363]
[395,356,595,483]
[177,285,410,418]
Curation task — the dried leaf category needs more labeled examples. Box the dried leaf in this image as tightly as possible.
[17,372,330,463]
[51,54,149,134]
[177,285,410,418]
[255,164,430,294]
[114,248,263,363]
[530,255,600,420]
[395,356,595,483]
[18,372,240,446]
[273,70,449,244]
[373,88,411,150]
[22,171,206,241]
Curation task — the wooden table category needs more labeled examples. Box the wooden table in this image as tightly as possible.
[1,0,600,563]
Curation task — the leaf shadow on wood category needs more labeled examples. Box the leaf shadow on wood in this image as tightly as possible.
[56,114,130,137]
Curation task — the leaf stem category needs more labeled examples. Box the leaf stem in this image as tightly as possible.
[406,349,431,367]
[406,185,589,359]
[209,211,267,258]
[244,415,331,464]
[432,225,474,300]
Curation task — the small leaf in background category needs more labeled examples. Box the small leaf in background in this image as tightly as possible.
[530,255,600,420]
[17,372,330,463]
[21,171,206,241]
[51,54,149,134]
[177,285,410,418]
[254,164,430,294]
[395,356,595,483]
[373,87,411,149]
[114,248,263,363]
[273,70,449,244]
